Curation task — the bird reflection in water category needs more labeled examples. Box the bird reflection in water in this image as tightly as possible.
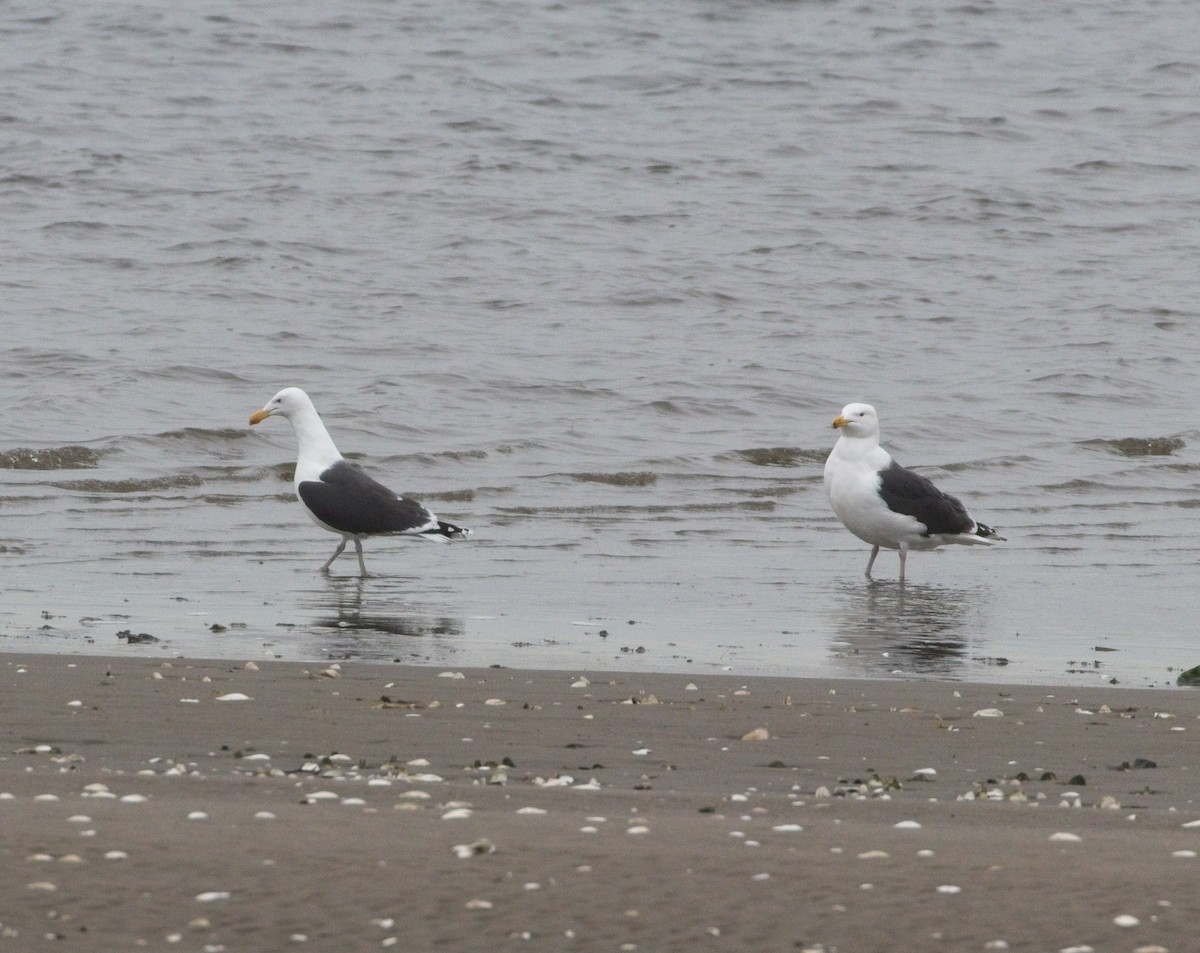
[829,581,994,678]
[306,574,465,660]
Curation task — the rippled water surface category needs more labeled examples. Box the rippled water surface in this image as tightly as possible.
[3,0,1200,687]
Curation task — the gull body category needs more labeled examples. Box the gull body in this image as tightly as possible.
[823,402,1003,583]
[249,387,470,575]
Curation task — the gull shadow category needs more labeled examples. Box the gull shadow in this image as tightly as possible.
[303,574,466,661]
[827,580,993,679]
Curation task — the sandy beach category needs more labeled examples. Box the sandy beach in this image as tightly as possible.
[1,654,1197,952]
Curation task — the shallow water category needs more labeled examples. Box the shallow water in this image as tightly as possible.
[3,0,1200,687]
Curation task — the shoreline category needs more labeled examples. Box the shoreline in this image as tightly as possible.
[2,652,1198,951]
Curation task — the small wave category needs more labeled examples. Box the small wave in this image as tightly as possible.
[732,447,825,468]
[0,446,101,470]
[569,471,658,487]
[1081,436,1185,457]
[50,474,204,493]
[498,500,775,517]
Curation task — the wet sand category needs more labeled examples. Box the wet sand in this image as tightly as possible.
[1,654,1198,952]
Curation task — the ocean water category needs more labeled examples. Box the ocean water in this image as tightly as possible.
[3,0,1200,687]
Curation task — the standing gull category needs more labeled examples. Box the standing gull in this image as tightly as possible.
[823,402,1004,583]
[250,387,470,575]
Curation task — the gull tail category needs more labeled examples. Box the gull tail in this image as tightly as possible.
[974,522,1006,542]
[420,520,471,541]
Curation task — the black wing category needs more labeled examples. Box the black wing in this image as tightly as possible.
[876,460,975,536]
[298,461,435,536]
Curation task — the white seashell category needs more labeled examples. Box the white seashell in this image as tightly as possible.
[894,820,922,829]
[441,808,474,820]
[1049,832,1082,842]
[1112,914,1139,927]
[857,850,889,859]
[913,767,937,777]
[438,671,465,679]
[34,794,60,801]
[452,839,496,859]
[741,727,770,741]
[187,811,208,821]
[972,708,1004,718]
[119,794,148,804]
[180,698,200,704]
[215,693,251,702]
[465,899,493,910]
[632,748,651,756]
[627,825,650,835]
[936,885,962,894]
[571,677,590,688]
[104,851,128,860]
[194,891,230,903]
[255,812,276,820]
[516,806,548,815]
[66,815,91,824]
[771,824,803,833]
[303,791,339,802]
[484,698,506,706]
[405,773,444,783]
[26,882,57,892]
[1171,849,1196,858]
